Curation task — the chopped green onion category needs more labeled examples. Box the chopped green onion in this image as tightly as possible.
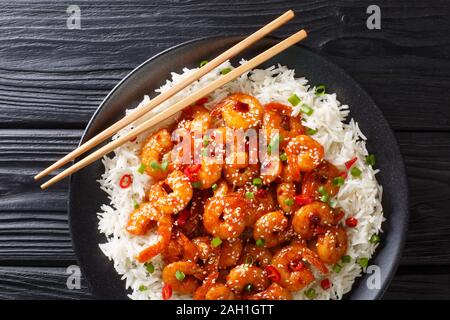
[341,255,351,263]
[365,154,376,166]
[369,234,381,244]
[245,255,254,265]
[350,167,362,177]
[279,153,288,162]
[133,199,140,210]
[202,148,208,156]
[192,181,202,189]
[245,191,255,199]
[150,161,161,170]
[138,285,147,291]
[329,200,337,208]
[332,176,345,186]
[211,237,222,248]
[284,198,294,206]
[203,136,210,147]
[137,163,146,174]
[175,270,185,281]
[220,67,232,75]
[211,183,218,191]
[306,127,317,135]
[252,178,263,187]
[255,238,265,247]
[199,60,208,67]
[300,104,314,116]
[288,94,301,106]
[304,288,316,299]
[357,257,369,268]
[161,160,169,172]
[145,262,155,274]
[268,134,280,155]
[245,283,254,292]
[315,85,326,96]
[318,186,327,195]
[332,264,342,273]
[318,186,329,203]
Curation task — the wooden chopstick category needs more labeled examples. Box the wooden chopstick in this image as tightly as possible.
[34,10,295,181]
[40,29,307,189]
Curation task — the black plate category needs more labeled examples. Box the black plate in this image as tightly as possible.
[69,36,409,300]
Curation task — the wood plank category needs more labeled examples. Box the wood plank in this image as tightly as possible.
[0,129,449,266]
[0,266,92,299]
[0,266,446,299]
[0,129,81,263]
[0,0,449,130]
[384,269,450,300]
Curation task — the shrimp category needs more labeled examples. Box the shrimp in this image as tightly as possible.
[162,231,198,264]
[203,194,247,239]
[235,185,275,226]
[248,283,292,300]
[137,213,173,263]
[218,238,243,269]
[279,161,302,183]
[262,102,304,148]
[302,160,341,199]
[213,179,230,197]
[314,226,348,264]
[260,155,282,185]
[226,264,270,294]
[140,128,173,181]
[223,151,258,187]
[149,170,193,215]
[186,105,212,133]
[212,93,264,129]
[126,202,158,236]
[276,183,297,214]
[285,135,324,173]
[196,157,223,189]
[291,201,336,240]
[192,236,220,273]
[194,272,235,300]
[253,211,289,248]
[271,244,328,291]
[162,261,206,294]
[178,191,207,237]
[239,244,272,268]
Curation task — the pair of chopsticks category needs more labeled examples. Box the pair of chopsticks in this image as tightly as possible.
[36,10,307,189]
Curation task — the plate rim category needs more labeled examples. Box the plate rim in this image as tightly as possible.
[68,35,409,300]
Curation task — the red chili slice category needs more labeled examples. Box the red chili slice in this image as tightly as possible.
[294,195,313,206]
[130,136,137,142]
[256,188,268,197]
[321,278,331,290]
[334,210,345,223]
[264,265,281,282]
[345,157,358,170]
[345,216,358,228]
[119,174,133,189]
[339,171,348,179]
[162,283,172,300]
[195,97,209,105]
[183,164,202,182]
[290,261,305,271]
[176,209,190,227]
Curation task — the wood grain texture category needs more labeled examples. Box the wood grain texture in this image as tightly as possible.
[0,0,449,300]
[0,0,449,129]
[0,129,449,266]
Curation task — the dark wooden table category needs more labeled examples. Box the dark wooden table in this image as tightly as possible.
[0,0,449,300]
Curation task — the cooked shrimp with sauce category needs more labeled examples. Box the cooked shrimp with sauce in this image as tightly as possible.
[98,66,383,302]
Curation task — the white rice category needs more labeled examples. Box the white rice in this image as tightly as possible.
[97,61,384,300]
